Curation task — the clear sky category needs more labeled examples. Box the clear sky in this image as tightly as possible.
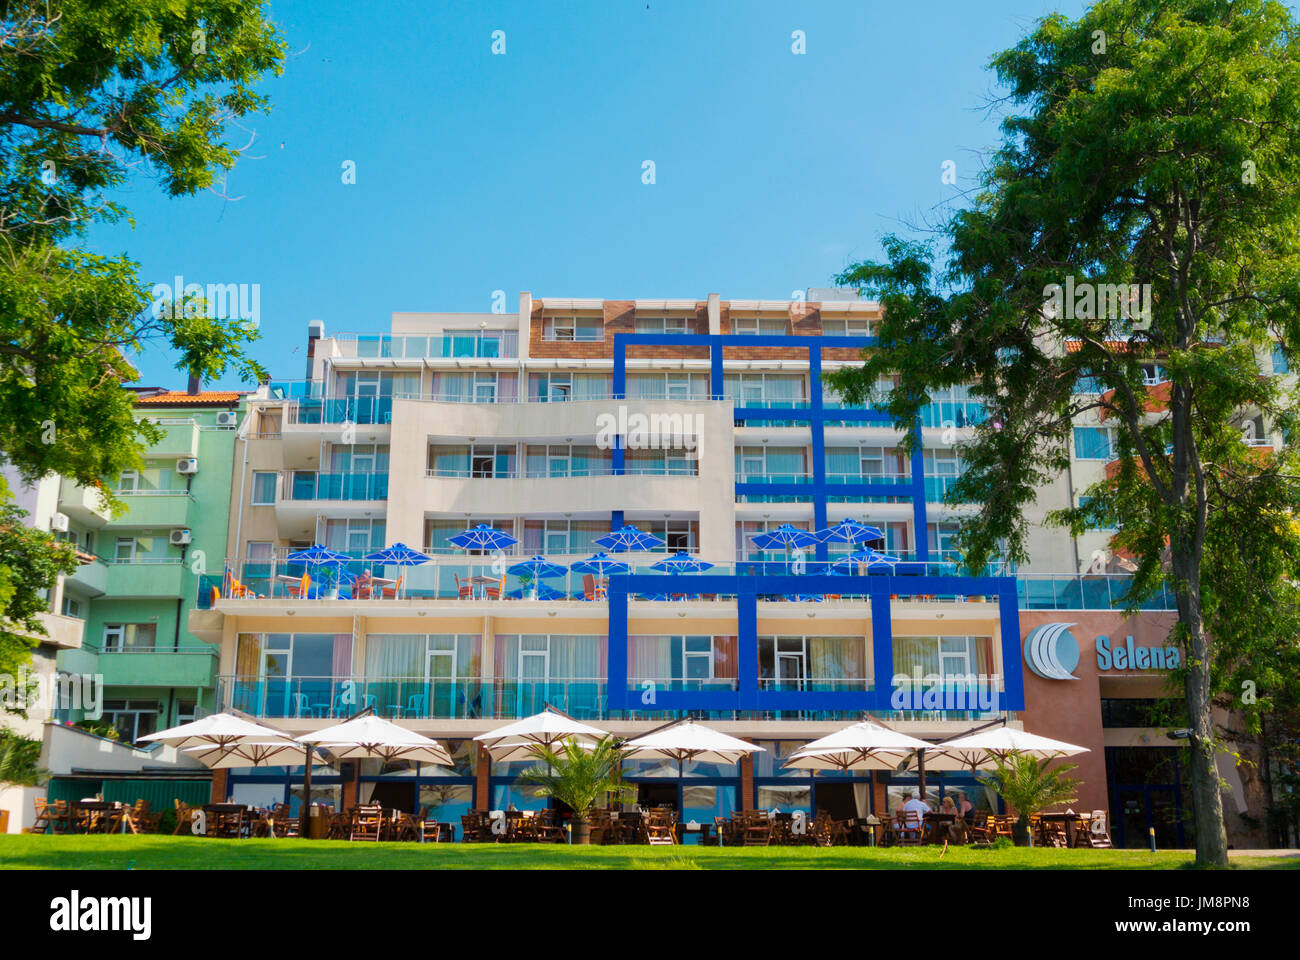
[91,0,1097,389]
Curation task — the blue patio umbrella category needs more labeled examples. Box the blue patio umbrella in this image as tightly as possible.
[749,523,819,551]
[570,553,631,576]
[507,584,566,600]
[832,549,902,569]
[649,551,715,573]
[449,524,520,551]
[508,556,569,579]
[287,544,352,565]
[596,524,666,553]
[363,542,431,566]
[815,519,885,545]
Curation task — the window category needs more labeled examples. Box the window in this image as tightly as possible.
[246,541,275,560]
[251,471,278,504]
[542,314,602,342]
[102,623,156,653]
[117,470,139,493]
[635,316,696,335]
[258,411,282,438]
[1078,495,1118,532]
[61,596,82,619]
[821,316,873,336]
[114,537,137,562]
[1273,343,1289,376]
[101,700,160,741]
[731,316,786,335]
[1073,426,1117,460]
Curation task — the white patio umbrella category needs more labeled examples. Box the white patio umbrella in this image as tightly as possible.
[183,739,314,770]
[619,719,764,766]
[487,738,598,764]
[297,714,454,766]
[137,712,297,751]
[782,721,931,772]
[925,726,1090,772]
[473,707,609,760]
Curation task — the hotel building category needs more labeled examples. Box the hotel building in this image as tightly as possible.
[6,293,1286,845]
[169,291,1278,849]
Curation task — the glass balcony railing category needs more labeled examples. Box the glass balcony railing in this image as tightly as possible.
[334,332,520,359]
[286,472,389,500]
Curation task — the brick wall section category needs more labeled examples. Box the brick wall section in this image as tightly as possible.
[210,767,229,803]
[475,745,491,811]
[739,749,754,811]
[526,300,874,365]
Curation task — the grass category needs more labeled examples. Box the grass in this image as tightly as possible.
[1,835,1297,870]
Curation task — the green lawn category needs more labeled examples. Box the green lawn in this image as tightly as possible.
[1,835,1296,869]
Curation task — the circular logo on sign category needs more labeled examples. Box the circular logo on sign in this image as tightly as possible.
[1023,622,1080,680]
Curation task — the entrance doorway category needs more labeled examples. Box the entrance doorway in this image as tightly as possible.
[1112,785,1189,849]
[813,782,858,820]
[369,781,415,813]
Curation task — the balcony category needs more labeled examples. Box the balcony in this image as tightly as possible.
[94,648,218,688]
[285,471,389,501]
[29,612,85,650]
[140,418,200,457]
[65,555,108,596]
[57,478,112,527]
[333,331,519,359]
[103,560,186,598]
[103,490,195,528]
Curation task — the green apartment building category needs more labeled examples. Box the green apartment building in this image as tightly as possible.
[54,386,245,739]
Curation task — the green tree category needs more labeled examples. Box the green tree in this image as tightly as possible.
[981,754,1080,847]
[827,0,1300,866]
[0,2,285,677]
[517,737,636,839]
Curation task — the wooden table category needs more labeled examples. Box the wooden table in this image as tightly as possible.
[673,822,716,846]
[1038,813,1088,847]
[73,801,122,834]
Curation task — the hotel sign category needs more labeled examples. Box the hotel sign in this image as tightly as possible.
[1096,635,1180,672]
[1025,624,1181,678]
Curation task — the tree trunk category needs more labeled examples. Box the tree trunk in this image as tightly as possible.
[1172,546,1229,867]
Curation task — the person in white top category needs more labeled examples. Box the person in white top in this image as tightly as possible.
[899,791,932,836]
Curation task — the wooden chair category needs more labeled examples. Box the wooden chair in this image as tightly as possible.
[268,803,299,837]
[484,574,505,600]
[1084,810,1113,848]
[121,799,162,834]
[894,810,923,846]
[173,800,197,835]
[381,575,403,599]
[582,574,598,601]
[25,797,57,834]
[326,811,352,840]
[532,808,568,843]
[460,812,488,843]
[455,574,473,599]
[1039,817,1069,848]
[350,804,384,841]
[742,811,773,846]
[644,807,677,845]
[287,572,310,598]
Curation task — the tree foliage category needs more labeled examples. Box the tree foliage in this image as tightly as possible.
[827,0,1300,865]
[516,737,637,819]
[0,2,285,674]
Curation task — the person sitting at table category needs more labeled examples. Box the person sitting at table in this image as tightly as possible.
[355,569,373,599]
[956,792,976,824]
[899,791,930,838]
[940,795,967,843]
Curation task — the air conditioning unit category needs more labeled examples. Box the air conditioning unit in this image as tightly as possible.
[50,512,69,532]
[215,411,237,427]
[177,458,199,474]
[169,529,193,546]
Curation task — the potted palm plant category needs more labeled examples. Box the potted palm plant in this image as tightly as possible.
[981,752,1080,847]
[517,736,636,844]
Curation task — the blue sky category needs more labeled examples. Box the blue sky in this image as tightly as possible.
[93,0,1094,389]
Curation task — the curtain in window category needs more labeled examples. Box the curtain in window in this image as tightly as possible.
[573,374,608,400]
[548,636,602,680]
[332,634,353,677]
[893,636,939,679]
[629,636,671,681]
[365,635,425,679]
[498,374,518,402]
[236,634,261,677]
[825,447,859,481]
[495,634,520,680]
[432,372,472,402]
[712,636,738,680]
[765,376,804,404]
[808,637,865,683]
[765,447,806,479]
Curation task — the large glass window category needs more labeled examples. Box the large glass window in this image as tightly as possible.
[102,623,156,653]
[541,314,603,342]
[251,472,278,504]
[1073,426,1118,460]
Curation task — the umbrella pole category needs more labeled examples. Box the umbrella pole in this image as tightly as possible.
[917,748,927,803]
[299,745,314,839]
